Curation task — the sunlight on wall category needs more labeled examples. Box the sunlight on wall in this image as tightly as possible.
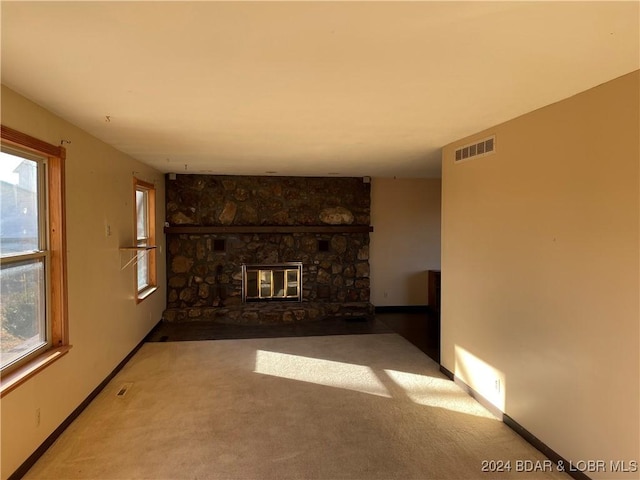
[454,345,506,412]
[254,350,391,398]
[384,369,497,419]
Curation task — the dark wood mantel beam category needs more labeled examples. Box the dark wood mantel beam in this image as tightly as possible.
[164,225,374,234]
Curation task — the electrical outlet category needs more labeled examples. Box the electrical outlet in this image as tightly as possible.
[494,379,501,393]
[383,291,388,298]
[105,224,112,237]
[35,408,40,427]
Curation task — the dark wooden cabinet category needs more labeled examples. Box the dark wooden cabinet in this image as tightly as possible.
[428,270,441,314]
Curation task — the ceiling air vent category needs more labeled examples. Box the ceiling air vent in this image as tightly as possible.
[455,135,495,163]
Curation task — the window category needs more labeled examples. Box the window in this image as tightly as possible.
[134,178,157,301]
[0,125,68,388]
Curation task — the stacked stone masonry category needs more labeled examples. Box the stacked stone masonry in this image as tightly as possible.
[164,175,373,324]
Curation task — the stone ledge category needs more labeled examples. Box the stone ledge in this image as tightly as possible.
[162,302,374,325]
[164,225,374,234]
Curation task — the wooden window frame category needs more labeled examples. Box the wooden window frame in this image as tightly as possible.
[134,178,157,302]
[0,125,70,397]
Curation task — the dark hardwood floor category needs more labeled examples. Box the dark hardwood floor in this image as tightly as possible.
[376,310,440,363]
[146,309,440,363]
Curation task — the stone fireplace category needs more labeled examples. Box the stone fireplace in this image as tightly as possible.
[162,175,373,324]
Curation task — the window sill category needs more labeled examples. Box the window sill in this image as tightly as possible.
[137,286,158,303]
[0,345,73,398]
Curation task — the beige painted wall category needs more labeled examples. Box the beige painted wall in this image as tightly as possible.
[441,71,639,478]
[370,178,441,306]
[0,86,167,479]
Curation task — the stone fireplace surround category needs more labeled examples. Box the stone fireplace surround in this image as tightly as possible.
[163,175,373,324]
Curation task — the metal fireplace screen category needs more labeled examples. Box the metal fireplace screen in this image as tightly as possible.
[242,262,303,302]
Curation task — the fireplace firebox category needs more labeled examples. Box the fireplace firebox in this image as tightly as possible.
[242,262,303,303]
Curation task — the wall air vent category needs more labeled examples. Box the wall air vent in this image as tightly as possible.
[455,135,495,163]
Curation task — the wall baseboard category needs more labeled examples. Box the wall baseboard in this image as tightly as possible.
[502,415,591,480]
[439,365,503,420]
[375,305,430,314]
[439,365,591,480]
[8,320,162,480]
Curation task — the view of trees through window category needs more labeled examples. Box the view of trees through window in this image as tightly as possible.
[0,150,48,371]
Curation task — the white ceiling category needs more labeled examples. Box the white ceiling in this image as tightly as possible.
[1,1,638,178]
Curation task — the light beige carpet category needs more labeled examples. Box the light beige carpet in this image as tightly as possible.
[24,334,569,480]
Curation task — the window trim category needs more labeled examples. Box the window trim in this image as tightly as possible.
[0,125,69,397]
[133,178,157,302]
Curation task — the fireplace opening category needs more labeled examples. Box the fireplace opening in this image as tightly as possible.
[242,262,303,303]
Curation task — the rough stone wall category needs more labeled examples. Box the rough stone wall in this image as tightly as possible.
[166,175,370,226]
[164,175,372,323]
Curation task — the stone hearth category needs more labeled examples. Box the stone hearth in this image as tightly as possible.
[163,175,373,324]
[162,301,373,325]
